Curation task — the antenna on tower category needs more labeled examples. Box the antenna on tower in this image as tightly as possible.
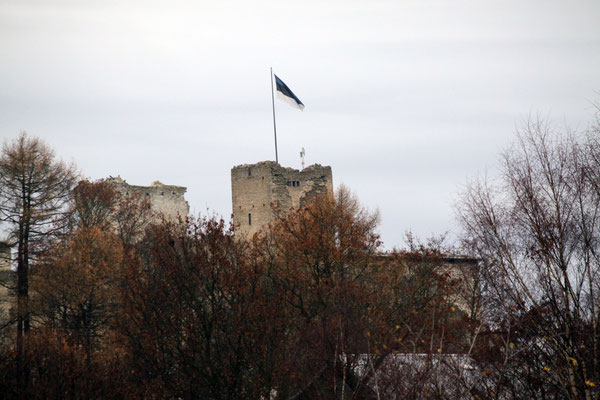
[300,147,306,169]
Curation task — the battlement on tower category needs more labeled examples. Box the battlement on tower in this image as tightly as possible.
[231,161,333,238]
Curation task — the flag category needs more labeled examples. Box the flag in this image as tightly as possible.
[274,74,304,110]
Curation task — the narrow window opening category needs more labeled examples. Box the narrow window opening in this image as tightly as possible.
[248,213,252,225]
[248,168,252,177]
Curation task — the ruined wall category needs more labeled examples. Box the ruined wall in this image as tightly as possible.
[0,242,9,271]
[442,257,480,318]
[0,242,12,322]
[231,161,333,238]
[107,176,189,222]
[0,173,192,326]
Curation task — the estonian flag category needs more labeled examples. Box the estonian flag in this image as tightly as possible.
[274,74,305,110]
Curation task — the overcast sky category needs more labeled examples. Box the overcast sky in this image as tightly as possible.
[1,0,599,248]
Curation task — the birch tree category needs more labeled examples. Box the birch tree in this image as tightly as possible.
[457,116,600,399]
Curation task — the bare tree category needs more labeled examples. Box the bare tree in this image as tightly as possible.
[457,115,600,399]
[0,132,77,396]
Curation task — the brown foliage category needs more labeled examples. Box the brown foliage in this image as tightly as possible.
[257,188,382,394]
[119,216,277,399]
[72,179,152,247]
[252,188,470,398]
[32,227,125,357]
[0,329,132,400]
[0,171,476,398]
[0,132,78,397]
[72,179,119,230]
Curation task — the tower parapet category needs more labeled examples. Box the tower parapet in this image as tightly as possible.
[231,161,333,238]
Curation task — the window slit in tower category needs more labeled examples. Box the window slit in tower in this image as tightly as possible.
[248,213,252,225]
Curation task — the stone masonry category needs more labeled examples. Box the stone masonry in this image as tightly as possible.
[443,256,480,318]
[107,176,189,221]
[231,161,333,238]
[0,242,9,271]
[0,241,12,321]
[0,176,189,326]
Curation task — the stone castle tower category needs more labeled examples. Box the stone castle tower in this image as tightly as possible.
[231,161,333,238]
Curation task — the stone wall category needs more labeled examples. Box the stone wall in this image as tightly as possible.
[231,161,333,238]
[0,242,9,271]
[442,257,480,318]
[0,242,12,322]
[107,176,189,222]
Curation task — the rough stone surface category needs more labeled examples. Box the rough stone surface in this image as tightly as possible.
[107,176,189,222]
[0,242,12,321]
[0,242,9,271]
[442,257,480,318]
[231,161,333,238]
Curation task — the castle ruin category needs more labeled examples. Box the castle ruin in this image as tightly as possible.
[0,177,190,323]
[107,176,189,221]
[231,161,333,238]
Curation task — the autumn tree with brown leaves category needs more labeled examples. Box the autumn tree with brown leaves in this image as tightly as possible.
[246,186,471,399]
[0,176,156,399]
[72,179,152,247]
[367,238,478,399]
[0,132,78,397]
[0,327,132,400]
[0,137,481,399]
[118,216,281,399]
[252,186,383,399]
[72,179,120,230]
[32,227,125,361]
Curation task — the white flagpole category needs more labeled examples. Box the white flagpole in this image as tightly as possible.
[270,67,279,164]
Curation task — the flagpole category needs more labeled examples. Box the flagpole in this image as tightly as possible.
[270,67,279,164]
